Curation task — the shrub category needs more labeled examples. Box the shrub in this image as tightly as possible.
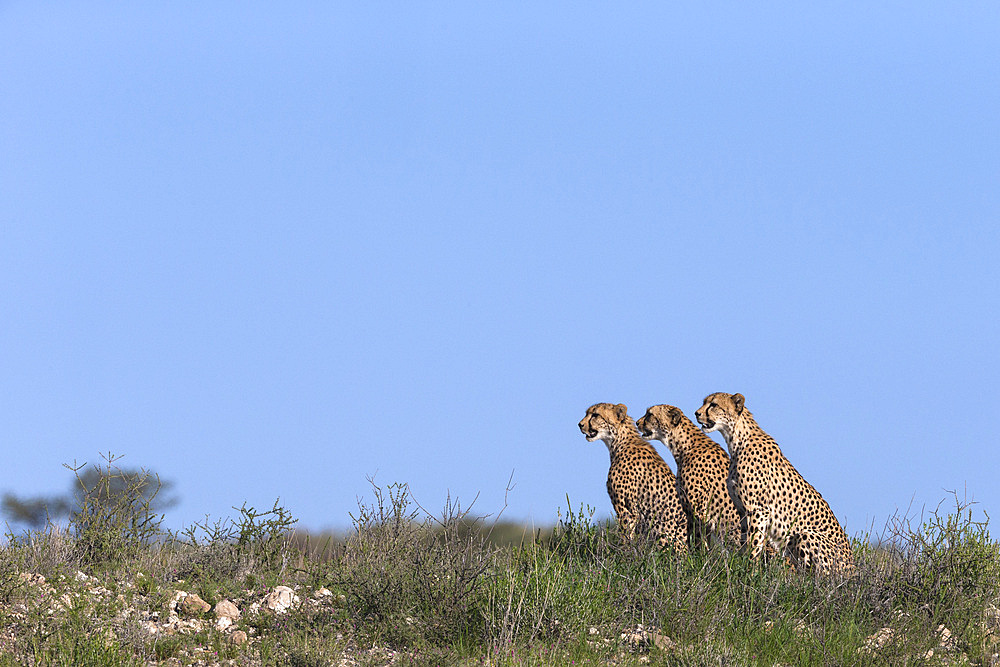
[65,454,168,570]
[172,498,298,591]
[333,480,497,647]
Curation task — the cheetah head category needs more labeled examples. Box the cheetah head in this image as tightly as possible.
[635,404,685,445]
[579,403,632,445]
[694,392,745,437]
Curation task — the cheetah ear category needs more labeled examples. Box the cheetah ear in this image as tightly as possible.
[614,403,629,422]
[667,406,683,427]
[732,393,746,414]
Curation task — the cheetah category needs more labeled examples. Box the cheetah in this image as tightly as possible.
[636,404,741,549]
[694,392,854,574]
[579,403,688,551]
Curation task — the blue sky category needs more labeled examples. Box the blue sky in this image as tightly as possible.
[2,3,998,536]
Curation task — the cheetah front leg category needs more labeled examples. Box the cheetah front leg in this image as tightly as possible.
[744,509,772,560]
[661,508,690,554]
[736,512,751,551]
[617,507,637,541]
[608,483,637,541]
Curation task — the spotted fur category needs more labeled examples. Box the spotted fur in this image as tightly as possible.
[637,404,740,549]
[694,392,854,574]
[579,403,688,551]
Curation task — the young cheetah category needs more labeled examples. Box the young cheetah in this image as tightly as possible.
[637,404,741,549]
[695,392,854,574]
[579,403,688,551]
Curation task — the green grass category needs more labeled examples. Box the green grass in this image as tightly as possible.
[0,463,998,665]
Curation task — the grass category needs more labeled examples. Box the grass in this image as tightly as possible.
[0,459,998,666]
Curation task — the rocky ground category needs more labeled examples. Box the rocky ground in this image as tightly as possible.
[4,567,999,666]
[2,569,354,666]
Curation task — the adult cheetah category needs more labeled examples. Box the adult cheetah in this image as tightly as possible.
[636,404,741,549]
[694,392,854,574]
[579,403,688,551]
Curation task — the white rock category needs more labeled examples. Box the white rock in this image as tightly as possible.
[214,599,241,631]
[262,586,299,614]
[858,627,897,655]
[55,593,78,611]
[935,624,953,648]
[18,572,46,586]
[180,593,211,616]
[167,590,187,613]
[215,599,241,619]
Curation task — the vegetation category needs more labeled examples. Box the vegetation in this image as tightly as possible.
[0,458,998,665]
[3,453,177,531]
